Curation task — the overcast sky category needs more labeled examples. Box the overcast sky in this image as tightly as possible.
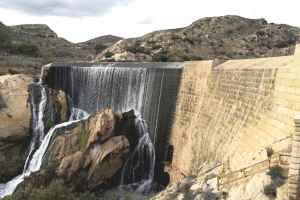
[0,0,299,43]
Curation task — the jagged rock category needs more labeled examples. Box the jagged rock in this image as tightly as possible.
[57,90,68,122]
[86,109,117,148]
[86,135,130,190]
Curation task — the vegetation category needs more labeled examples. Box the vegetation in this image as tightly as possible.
[266,146,273,158]
[52,98,61,113]
[12,43,39,58]
[264,182,276,197]
[77,129,90,152]
[190,55,203,61]
[3,181,97,200]
[46,118,52,127]
[222,191,228,199]
[267,165,283,178]
[151,44,162,50]
[40,51,54,66]
[94,43,107,54]
[147,40,156,44]
[0,30,12,52]
[104,51,114,58]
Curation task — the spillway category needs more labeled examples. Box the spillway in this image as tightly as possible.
[46,62,183,160]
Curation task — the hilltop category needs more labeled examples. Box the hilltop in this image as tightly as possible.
[95,15,300,62]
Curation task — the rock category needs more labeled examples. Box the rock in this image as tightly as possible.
[48,132,79,162]
[0,74,33,182]
[86,109,117,148]
[57,90,68,122]
[86,135,130,190]
[58,151,91,187]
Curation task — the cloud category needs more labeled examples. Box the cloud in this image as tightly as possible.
[136,17,154,24]
[0,0,137,18]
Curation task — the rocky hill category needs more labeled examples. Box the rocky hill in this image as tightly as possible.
[95,15,300,62]
[0,22,123,62]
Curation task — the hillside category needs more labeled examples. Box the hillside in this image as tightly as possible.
[95,15,300,62]
[0,22,123,65]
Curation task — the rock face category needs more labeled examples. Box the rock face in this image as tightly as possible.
[40,109,136,192]
[0,74,33,182]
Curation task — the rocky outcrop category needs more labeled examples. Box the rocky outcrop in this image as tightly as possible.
[0,74,34,182]
[36,109,137,192]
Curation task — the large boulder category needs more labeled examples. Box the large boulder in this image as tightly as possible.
[0,74,33,182]
[86,109,117,148]
[86,135,130,190]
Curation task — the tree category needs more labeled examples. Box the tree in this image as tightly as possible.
[104,51,114,58]
[0,30,12,53]
[12,43,39,58]
[94,43,107,54]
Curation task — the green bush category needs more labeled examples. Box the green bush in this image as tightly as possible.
[104,51,114,58]
[152,53,167,62]
[190,55,203,61]
[264,182,276,197]
[266,146,273,158]
[151,44,162,50]
[77,129,90,152]
[171,35,181,40]
[267,165,283,178]
[52,98,61,111]
[46,118,52,127]
[94,43,107,54]
[147,40,156,44]
[222,191,228,199]
[181,55,190,61]
[275,41,289,48]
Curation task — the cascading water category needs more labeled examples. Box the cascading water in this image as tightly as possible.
[0,89,89,198]
[49,63,183,197]
[120,110,155,185]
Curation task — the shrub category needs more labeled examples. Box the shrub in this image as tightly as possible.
[171,35,181,40]
[267,165,283,178]
[152,53,167,62]
[181,55,190,61]
[77,129,90,152]
[222,191,228,199]
[147,40,156,44]
[151,44,162,50]
[264,182,276,197]
[266,146,273,158]
[275,41,289,48]
[94,43,107,54]
[52,98,61,111]
[256,30,265,37]
[104,51,114,58]
[190,55,203,61]
[46,118,52,127]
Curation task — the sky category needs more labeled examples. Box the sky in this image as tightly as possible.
[0,0,299,43]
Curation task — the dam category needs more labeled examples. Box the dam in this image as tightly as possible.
[38,44,300,198]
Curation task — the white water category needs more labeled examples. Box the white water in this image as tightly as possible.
[115,110,156,197]
[23,86,47,174]
[0,107,89,198]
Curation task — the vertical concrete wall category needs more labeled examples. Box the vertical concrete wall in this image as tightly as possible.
[167,44,300,182]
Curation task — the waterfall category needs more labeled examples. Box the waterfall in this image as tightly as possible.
[23,85,47,172]
[120,110,155,185]
[0,92,89,198]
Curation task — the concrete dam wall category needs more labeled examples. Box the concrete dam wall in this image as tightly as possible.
[166,45,300,182]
